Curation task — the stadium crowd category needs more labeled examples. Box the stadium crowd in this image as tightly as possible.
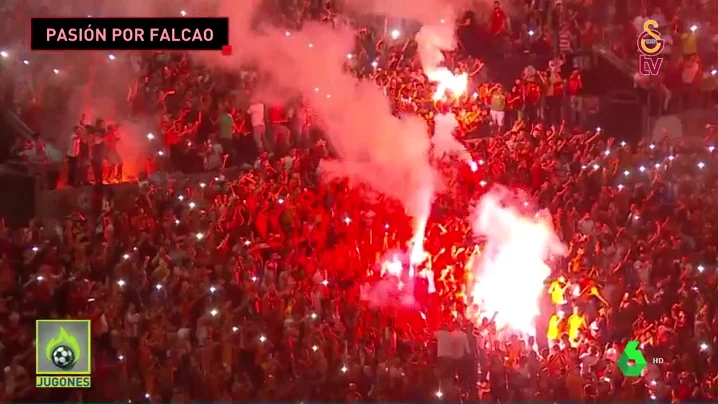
[2,0,718,403]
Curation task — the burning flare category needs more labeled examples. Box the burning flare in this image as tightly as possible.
[468,186,566,334]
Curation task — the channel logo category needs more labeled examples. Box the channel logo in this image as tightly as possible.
[35,320,92,388]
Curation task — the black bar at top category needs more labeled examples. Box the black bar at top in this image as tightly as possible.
[30,17,230,51]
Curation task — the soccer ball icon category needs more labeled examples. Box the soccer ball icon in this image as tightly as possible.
[51,345,76,369]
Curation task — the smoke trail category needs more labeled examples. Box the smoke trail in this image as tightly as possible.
[432,112,472,164]
[469,185,566,334]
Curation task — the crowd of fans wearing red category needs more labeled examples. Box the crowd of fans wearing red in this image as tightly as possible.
[2,0,718,403]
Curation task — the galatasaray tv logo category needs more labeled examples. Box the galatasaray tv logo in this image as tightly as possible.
[637,19,664,75]
[35,320,92,388]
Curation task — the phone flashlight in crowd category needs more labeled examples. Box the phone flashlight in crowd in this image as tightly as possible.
[344,217,351,224]
[314,87,320,92]
[604,149,610,156]
[346,53,353,60]
[698,162,705,169]
[118,355,124,361]
[311,312,317,319]
[117,279,126,287]
[157,151,164,156]
[278,198,285,204]
[285,31,291,36]
[108,54,116,60]
[603,377,611,383]
[37,276,44,281]
[440,18,445,23]
[650,380,657,386]
[633,215,640,220]
[617,184,624,190]
[690,24,697,32]
[146,133,154,140]
[175,219,180,225]
[435,390,443,398]
[232,326,238,332]
[244,240,251,246]
[326,94,331,99]
[308,43,314,48]
[668,155,675,161]
[523,201,529,207]
[469,161,478,172]
[178,195,185,201]
[596,126,601,132]
[620,141,627,146]
[623,170,630,176]
[639,166,646,172]
[654,163,661,169]
[322,280,329,286]
[180,10,187,16]
[199,182,206,188]
[32,246,39,252]
[709,146,715,152]
[341,365,348,373]
[420,312,427,320]
[650,394,657,400]
[53,68,60,74]
[259,335,267,343]
[23,60,29,65]
[196,233,204,240]
[155,283,162,290]
[209,286,216,293]
[700,342,709,351]
[372,61,378,68]
[210,309,218,317]
[0,51,8,58]
[189,202,196,209]
[87,298,96,302]
[480,180,487,187]
[312,345,319,352]
[390,29,401,39]
[712,69,717,75]
[251,276,257,282]
[592,164,599,170]
[385,223,390,229]
[649,144,655,149]
[214,177,220,181]
[697,265,705,272]
[528,30,534,36]
[145,393,150,399]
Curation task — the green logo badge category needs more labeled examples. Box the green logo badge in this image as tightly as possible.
[617,340,647,377]
[36,319,91,375]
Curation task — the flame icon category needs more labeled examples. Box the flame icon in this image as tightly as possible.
[45,327,81,365]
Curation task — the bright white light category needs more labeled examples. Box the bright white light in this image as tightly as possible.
[199,182,206,188]
[326,94,331,99]
[108,54,116,60]
[244,240,251,246]
[210,309,218,317]
[189,202,196,209]
[390,29,401,39]
[0,51,7,58]
[436,391,443,398]
[617,184,624,190]
[37,276,44,281]
[709,146,715,152]
[123,254,130,260]
[314,87,319,92]
[468,186,565,334]
[251,276,257,282]
[649,144,655,149]
[344,217,351,224]
[310,312,317,319]
[259,335,266,342]
[469,161,478,172]
[322,280,329,286]
[384,223,389,229]
[146,133,154,140]
[196,233,204,240]
[604,150,610,156]
[639,166,646,172]
[175,219,180,225]
[308,43,313,48]
[341,365,348,373]
[528,30,534,36]
[697,265,705,272]
[278,198,284,204]
[633,215,640,220]
[158,151,164,156]
[118,355,124,361]
[700,342,709,351]
[209,286,216,293]
[312,345,318,352]
[155,284,162,290]
[698,162,705,169]
[654,163,661,169]
[117,279,126,287]
[620,141,626,146]
[178,195,184,201]
[23,60,29,65]
[285,31,290,36]
[690,24,697,32]
[180,10,186,16]
[592,164,599,170]
[440,19,445,24]
[232,326,238,332]
[712,69,717,75]
[668,155,674,160]
[371,61,378,68]
[346,53,353,59]
[32,246,39,252]
[53,69,60,74]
